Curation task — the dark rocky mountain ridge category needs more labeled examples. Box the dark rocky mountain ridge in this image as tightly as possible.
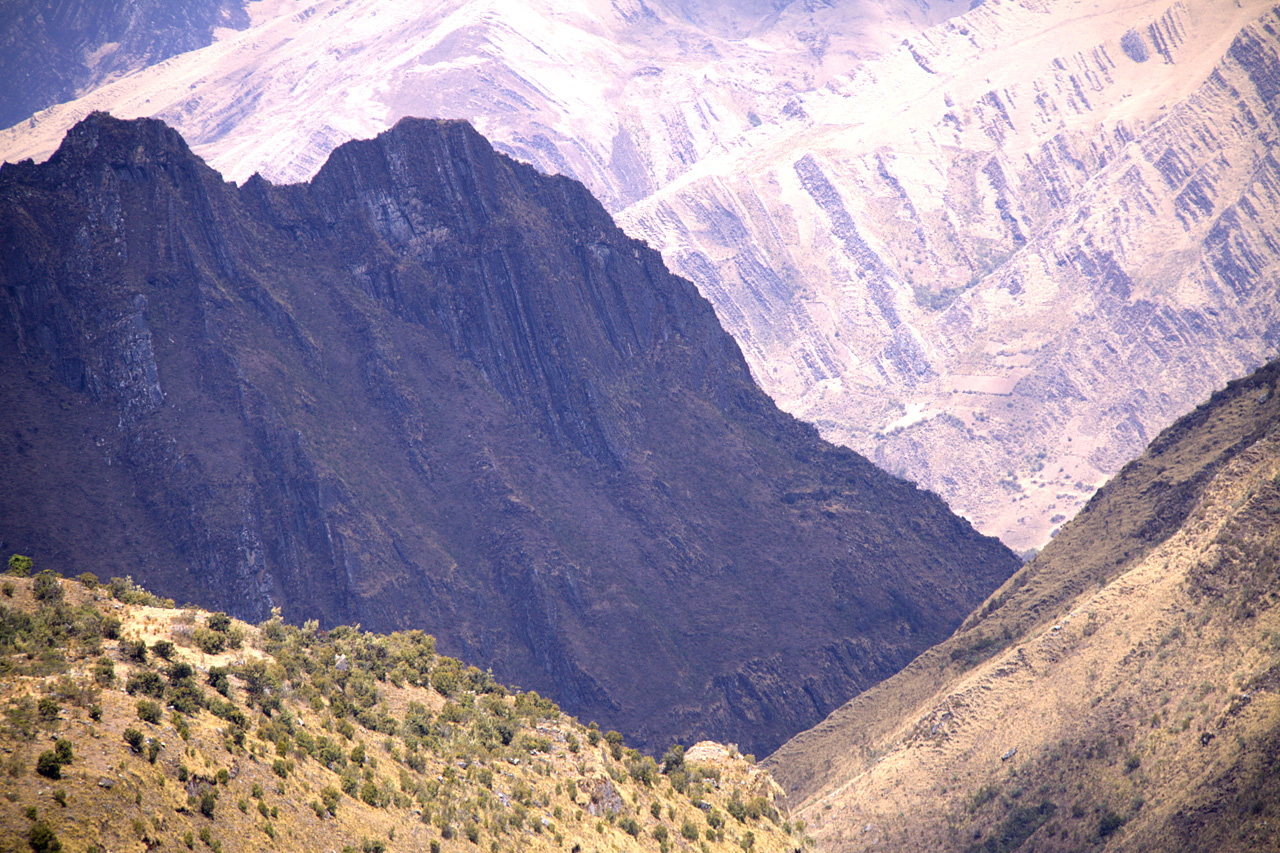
[0,113,1018,754]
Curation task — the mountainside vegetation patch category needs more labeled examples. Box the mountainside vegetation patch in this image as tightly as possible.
[0,568,808,853]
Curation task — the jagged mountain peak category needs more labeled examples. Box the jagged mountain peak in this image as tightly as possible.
[0,114,1018,755]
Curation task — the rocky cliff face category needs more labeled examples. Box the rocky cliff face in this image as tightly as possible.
[1,0,1274,551]
[0,0,249,130]
[0,114,1018,755]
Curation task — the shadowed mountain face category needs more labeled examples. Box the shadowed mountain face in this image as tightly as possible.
[0,113,1018,755]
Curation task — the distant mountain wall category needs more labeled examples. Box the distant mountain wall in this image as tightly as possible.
[0,0,249,130]
[0,114,1018,755]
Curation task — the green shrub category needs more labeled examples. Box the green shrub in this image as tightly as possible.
[53,739,72,764]
[37,698,59,722]
[126,671,165,699]
[200,790,217,818]
[193,628,225,655]
[7,554,33,577]
[36,751,62,779]
[1098,810,1126,838]
[147,738,162,764]
[122,638,148,663]
[681,820,700,841]
[137,699,162,724]
[32,571,62,603]
[207,667,231,697]
[321,785,341,816]
[28,819,60,853]
[652,825,669,842]
[604,730,624,761]
[153,640,175,660]
[92,657,115,686]
[124,728,145,752]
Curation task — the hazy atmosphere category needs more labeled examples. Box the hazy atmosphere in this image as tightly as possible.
[1,1,1278,851]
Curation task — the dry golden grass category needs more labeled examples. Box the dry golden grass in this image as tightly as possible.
[766,361,1280,852]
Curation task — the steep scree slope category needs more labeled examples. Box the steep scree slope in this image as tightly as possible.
[0,113,1018,755]
[765,359,1280,851]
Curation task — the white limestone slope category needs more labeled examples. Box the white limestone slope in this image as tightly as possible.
[3,0,1278,549]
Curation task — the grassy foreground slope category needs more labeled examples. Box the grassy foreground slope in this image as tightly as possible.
[0,571,807,853]
[765,360,1280,852]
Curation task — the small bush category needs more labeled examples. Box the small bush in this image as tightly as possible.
[208,667,231,697]
[193,628,225,655]
[681,820,699,841]
[126,671,165,699]
[122,639,148,663]
[1098,810,1126,838]
[32,571,63,603]
[28,819,60,853]
[37,698,59,722]
[137,699,163,724]
[124,728,145,753]
[153,640,175,660]
[200,790,217,818]
[7,554,33,577]
[36,751,62,779]
[604,730,624,761]
[54,739,72,764]
[92,657,115,686]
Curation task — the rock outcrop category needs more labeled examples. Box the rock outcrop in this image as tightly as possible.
[0,114,1018,755]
